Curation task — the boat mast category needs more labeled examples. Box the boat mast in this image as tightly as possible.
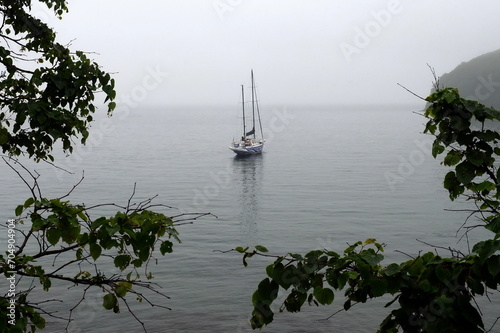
[251,70,264,140]
[254,84,264,140]
[251,70,256,139]
[241,84,246,140]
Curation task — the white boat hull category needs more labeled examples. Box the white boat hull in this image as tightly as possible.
[229,141,264,155]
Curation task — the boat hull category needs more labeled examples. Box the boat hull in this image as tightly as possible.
[229,142,264,155]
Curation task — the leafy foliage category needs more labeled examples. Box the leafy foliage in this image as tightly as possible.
[240,87,500,332]
[0,2,207,332]
[0,160,203,332]
[0,0,116,161]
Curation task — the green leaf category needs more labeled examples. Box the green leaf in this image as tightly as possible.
[476,129,498,142]
[435,264,452,282]
[472,240,500,261]
[160,240,173,255]
[103,293,117,310]
[443,171,458,189]
[365,238,376,244]
[235,246,249,254]
[383,263,401,276]
[90,243,102,261]
[76,248,83,260]
[15,204,23,216]
[336,271,353,289]
[466,150,485,167]
[455,161,475,185]
[252,278,279,307]
[418,278,437,293]
[471,181,495,192]
[79,232,89,245]
[105,224,120,236]
[114,255,131,270]
[451,264,464,280]
[443,150,462,166]
[46,228,60,246]
[32,312,46,329]
[486,256,500,277]
[370,276,388,297]
[443,89,458,103]
[132,259,143,268]
[485,217,500,235]
[91,217,107,230]
[360,250,384,267]
[432,141,445,158]
[255,245,269,253]
[0,127,8,145]
[468,276,485,295]
[313,287,334,305]
[115,285,128,297]
[275,265,294,290]
[461,300,484,327]
[283,290,307,313]
[24,197,35,208]
[344,241,362,253]
[77,210,88,221]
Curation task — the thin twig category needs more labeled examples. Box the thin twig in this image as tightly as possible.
[126,183,137,214]
[121,297,148,333]
[397,83,426,101]
[58,171,85,200]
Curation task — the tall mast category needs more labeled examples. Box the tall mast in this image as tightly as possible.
[251,70,256,139]
[254,82,264,140]
[241,84,246,140]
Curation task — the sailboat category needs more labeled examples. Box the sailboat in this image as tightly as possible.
[229,70,265,155]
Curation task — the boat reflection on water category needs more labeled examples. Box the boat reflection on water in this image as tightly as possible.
[232,154,264,244]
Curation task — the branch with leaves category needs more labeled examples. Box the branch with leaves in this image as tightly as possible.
[0,2,212,332]
[0,0,116,162]
[236,87,500,333]
[0,157,211,332]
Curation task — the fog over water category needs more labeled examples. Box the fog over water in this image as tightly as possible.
[32,0,500,108]
[2,1,500,331]
[4,105,498,332]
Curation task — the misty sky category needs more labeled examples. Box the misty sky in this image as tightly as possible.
[37,0,500,107]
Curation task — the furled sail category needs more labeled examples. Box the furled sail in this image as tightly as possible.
[245,127,255,136]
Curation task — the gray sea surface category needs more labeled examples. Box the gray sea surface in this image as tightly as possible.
[1,104,497,332]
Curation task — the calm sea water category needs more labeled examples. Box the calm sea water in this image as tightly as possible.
[1,104,498,332]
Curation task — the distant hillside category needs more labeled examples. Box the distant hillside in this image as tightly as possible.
[438,49,500,109]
